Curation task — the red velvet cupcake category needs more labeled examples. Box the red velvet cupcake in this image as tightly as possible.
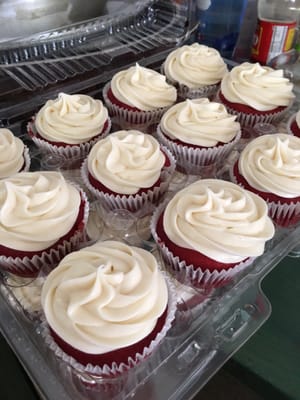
[0,171,89,277]
[287,109,300,137]
[156,98,241,174]
[217,62,294,127]
[27,92,111,159]
[151,179,274,288]
[41,240,176,394]
[81,129,175,215]
[230,133,300,226]
[102,63,176,132]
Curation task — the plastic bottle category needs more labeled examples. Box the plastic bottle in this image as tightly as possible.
[251,0,300,65]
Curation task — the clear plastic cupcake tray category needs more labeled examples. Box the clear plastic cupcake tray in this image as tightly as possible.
[0,4,300,397]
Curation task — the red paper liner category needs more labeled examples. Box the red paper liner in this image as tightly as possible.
[287,113,300,137]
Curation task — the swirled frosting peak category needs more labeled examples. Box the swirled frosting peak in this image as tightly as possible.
[164,43,228,88]
[163,179,274,263]
[88,130,165,194]
[0,171,81,251]
[0,128,25,178]
[238,133,300,198]
[111,63,177,111]
[35,92,108,144]
[41,240,168,354]
[221,62,295,111]
[160,98,240,146]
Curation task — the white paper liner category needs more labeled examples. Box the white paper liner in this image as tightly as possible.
[156,124,241,171]
[27,118,112,159]
[81,146,176,215]
[215,90,293,128]
[150,202,256,287]
[40,274,177,377]
[0,185,90,277]
[22,145,31,172]
[102,82,174,131]
[230,165,300,225]
[286,112,300,136]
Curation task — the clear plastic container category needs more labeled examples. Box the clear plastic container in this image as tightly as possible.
[0,1,299,399]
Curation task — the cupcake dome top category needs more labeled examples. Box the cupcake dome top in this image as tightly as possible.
[41,240,168,354]
[0,128,26,178]
[0,171,81,251]
[110,63,177,111]
[159,98,240,147]
[35,92,109,144]
[238,133,300,198]
[220,62,295,111]
[163,43,228,88]
[162,179,274,263]
[87,129,166,195]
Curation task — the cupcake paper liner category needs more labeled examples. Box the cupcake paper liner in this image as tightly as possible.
[151,202,256,288]
[81,146,176,215]
[156,124,241,172]
[27,118,111,159]
[286,112,300,136]
[216,90,293,128]
[102,82,173,133]
[22,145,31,172]
[0,186,90,277]
[40,274,177,378]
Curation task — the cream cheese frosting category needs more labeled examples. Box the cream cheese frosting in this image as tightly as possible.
[88,130,165,195]
[41,240,168,354]
[110,63,177,111]
[164,43,228,88]
[35,93,108,144]
[0,171,81,251]
[220,62,295,111]
[0,128,25,178]
[238,133,300,198]
[160,98,240,147]
[163,179,274,263]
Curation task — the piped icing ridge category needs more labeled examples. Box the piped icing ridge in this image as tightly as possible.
[220,62,295,111]
[35,93,108,144]
[41,240,168,354]
[238,133,300,198]
[87,130,165,194]
[164,43,228,88]
[0,128,25,178]
[0,171,81,251]
[160,98,240,146]
[110,64,177,111]
[162,179,274,263]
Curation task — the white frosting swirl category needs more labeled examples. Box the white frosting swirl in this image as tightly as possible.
[35,93,108,144]
[238,134,300,198]
[0,129,25,178]
[88,130,165,195]
[295,110,300,128]
[221,62,295,111]
[160,98,240,146]
[41,240,168,354]
[164,43,228,88]
[111,63,177,111]
[0,171,81,251]
[163,179,274,263]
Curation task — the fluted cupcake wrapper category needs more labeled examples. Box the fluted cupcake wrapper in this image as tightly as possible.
[102,82,173,132]
[81,145,176,215]
[0,185,90,277]
[40,274,177,379]
[27,118,112,160]
[215,90,292,128]
[286,113,299,136]
[156,124,241,172]
[22,145,31,172]
[151,202,255,288]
